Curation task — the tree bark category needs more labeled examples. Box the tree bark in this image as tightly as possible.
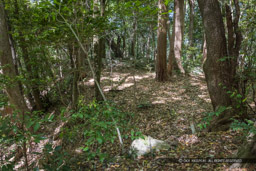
[107,35,123,58]
[167,0,185,76]
[0,1,28,112]
[93,0,105,101]
[167,19,174,76]
[68,44,79,109]
[156,0,168,82]
[188,0,194,59]
[173,0,185,75]
[198,0,244,131]
[130,12,137,58]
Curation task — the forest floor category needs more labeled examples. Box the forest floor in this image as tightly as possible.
[76,68,247,170]
[9,68,254,170]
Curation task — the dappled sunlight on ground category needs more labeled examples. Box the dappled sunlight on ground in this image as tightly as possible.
[81,69,213,138]
[56,69,245,170]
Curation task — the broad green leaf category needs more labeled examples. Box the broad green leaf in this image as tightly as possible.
[34,122,40,132]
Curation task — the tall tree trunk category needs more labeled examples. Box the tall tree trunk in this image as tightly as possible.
[188,0,194,59]
[117,35,121,57]
[146,35,150,59]
[151,25,156,61]
[93,0,105,101]
[130,13,137,58]
[0,1,28,112]
[167,0,185,76]
[197,0,243,131]
[122,20,126,58]
[167,18,174,76]
[173,0,185,75]
[156,0,167,82]
[68,44,79,109]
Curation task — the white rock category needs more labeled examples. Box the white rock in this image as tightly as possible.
[130,136,170,157]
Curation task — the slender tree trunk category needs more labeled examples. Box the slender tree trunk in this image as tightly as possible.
[130,13,137,58]
[93,0,105,101]
[117,35,121,58]
[146,35,150,59]
[151,25,156,61]
[122,20,127,58]
[72,57,79,110]
[156,0,168,82]
[167,18,174,76]
[168,0,185,76]
[198,0,243,131]
[173,0,185,75]
[188,0,194,59]
[0,1,28,112]
[68,44,79,109]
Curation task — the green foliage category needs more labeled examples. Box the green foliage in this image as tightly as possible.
[0,109,54,168]
[1,163,15,171]
[198,106,231,130]
[130,129,143,141]
[231,119,256,135]
[62,99,135,163]
[38,144,71,171]
[133,58,155,71]
[182,46,202,73]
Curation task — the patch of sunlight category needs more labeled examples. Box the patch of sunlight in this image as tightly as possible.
[198,95,211,103]
[54,122,66,136]
[134,75,150,79]
[101,76,111,80]
[200,85,208,90]
[250,102,255,108]
[112,76,122,82]
[171,96,182,101]
[163,91,178,96]
[190,82,201,86]
[152,99,166,104]
[163,91,172,96]
[196,109,207,113]
[118,83,134,90]
[84,78,94,86]
[103,86,111,92]
[126,74,152,82]
[75,148,83,154]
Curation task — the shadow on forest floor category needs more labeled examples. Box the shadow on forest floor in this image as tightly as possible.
[75,68,246,170]
[9,68,249,170]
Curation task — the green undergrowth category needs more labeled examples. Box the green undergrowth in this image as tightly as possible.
[57,98,142,169]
